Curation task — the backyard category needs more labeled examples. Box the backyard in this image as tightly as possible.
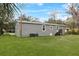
[0,35,79,56]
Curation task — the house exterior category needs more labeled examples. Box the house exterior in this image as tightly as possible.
[15,21,66,37]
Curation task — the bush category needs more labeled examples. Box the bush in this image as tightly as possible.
[66,28,79,35]
[0,29,4,36]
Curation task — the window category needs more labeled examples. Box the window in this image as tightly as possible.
[42,25,46,31]
[57,26,58,29]
[53,26,57,30]
[59,26,62,29]
[50,26,52,30]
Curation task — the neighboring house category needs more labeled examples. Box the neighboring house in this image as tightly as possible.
[15,21,66,37]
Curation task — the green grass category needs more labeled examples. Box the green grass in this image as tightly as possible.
[0,34,79,56]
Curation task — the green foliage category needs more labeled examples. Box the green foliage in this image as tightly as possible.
[0,3,20,21]
[4,20,16,32]
[19,14,40,22]
[45,18,64,24]
[65,17,76,29]
[0,3,20,35]
[66,29,79,35]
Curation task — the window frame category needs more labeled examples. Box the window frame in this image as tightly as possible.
[42,24,46,32]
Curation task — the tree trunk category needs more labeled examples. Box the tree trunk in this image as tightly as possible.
[0,20,4,35]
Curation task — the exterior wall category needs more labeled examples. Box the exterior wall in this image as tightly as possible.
[15,23,20,37]
[21,23,54,36]
[15,22,65,37]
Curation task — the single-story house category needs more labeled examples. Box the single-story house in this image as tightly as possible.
[15,21,66,37]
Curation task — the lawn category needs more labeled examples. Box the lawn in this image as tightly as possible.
[0,35,79,56]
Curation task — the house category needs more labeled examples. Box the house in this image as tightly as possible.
[15,21,66,37]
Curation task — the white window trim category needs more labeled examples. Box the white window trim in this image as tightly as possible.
[42,25,46,32]
[52,25,57,30]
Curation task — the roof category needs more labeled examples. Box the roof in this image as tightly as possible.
[18,21,65,27]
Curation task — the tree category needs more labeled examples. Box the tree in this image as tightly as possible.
[45,18,56,24]
[19,14,40,22]
[67,3,79,29]
[0,3,20,35]
[45,10,64,24]
[65,17,76,29]
[49,10,58,20]
[45,10,63,24]
[19,14,32,21]
[4,20,16,33]
[45,18,64,24]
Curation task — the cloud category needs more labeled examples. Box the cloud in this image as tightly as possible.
[47,10,59,16]
[46,8,70,20]
[39,17,48,22]
[61,3,69,10]
[37,3,44,6]
[57,15,67,20]
[46,9,67,17]
[19,3,70,21]
[25,3,44,7]
[57,14,72,20]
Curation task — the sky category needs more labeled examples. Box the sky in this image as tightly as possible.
[15,3,71,22]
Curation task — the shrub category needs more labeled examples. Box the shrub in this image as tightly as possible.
[66,28,79,35]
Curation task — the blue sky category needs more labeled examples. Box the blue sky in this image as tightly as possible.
[16,3,71,22]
